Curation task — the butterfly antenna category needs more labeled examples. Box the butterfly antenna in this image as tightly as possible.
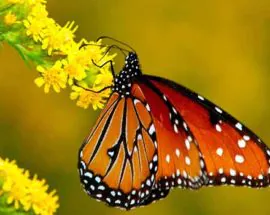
[79,43,128,79]
[79,43,128,58]
[97,36,136,53]
[79,42,107,50]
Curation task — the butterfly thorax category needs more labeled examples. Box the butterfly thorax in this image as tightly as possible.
[112,52,142,97]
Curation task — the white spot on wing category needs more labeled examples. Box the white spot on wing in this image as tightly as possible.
[166,154,170,163]
[258,174,264,180]
[183,170,188,178]
[183,122,188,131]
[216,124,222,132]
[163,95,167,101]
[185,139,190,150]
[230,168,236,176]
[235,122,243,131]
[111,191,116,196]
[235,154,244,163]
[149,124,155,135]
[185,156,191,165]
[174,124,179,133]
[215,107,223,114]
[198,95,205,101]
[175,149,180,157]
[98,185,105,190]
[146,104,151,112]
[84,172,93,178]
[108,151,114,157]
[218,168,224,174]
[134,99,140,105]
[95,176,101,183]
[216,147,223,156]
[238,139,246,148]
[243,135,250,141]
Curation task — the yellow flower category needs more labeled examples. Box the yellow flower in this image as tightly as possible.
[0,158,24,179]
[94,68,113,87]
[0,157,59,214]
[4,12,18,26]
[79,40,107,64]
[42,190,59,215]
[62,59,87,84]
[23,16,54,42]
[35,61,67,93]
[26,175,52,214]
[70,86,111,110]
[0,159,29,210]
[1,0,116,110]
[29,3,48,20]
[65,40,106,68]
[27,0,47,7]
[5,181,28,209]
[68,48,93,68]
[7,0,24,3]
[41,21,78,55]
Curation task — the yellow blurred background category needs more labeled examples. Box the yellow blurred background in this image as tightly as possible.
[1,0,270,214]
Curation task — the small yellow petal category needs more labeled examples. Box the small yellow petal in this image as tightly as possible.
[36,65,45,73]
[70,92,79,100]
[14,201,19,209]
[44,84,50,93]
[53,85,60,93]
[34,77,45,87]
[7,196,13,204]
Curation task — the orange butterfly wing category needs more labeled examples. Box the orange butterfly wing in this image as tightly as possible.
[78,51,270,209]
[142,75,270,188]
[78,92,158,209]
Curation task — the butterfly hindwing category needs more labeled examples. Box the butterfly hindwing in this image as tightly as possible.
[78,92,159,209]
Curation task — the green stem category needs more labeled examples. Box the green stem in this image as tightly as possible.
[0,4,14,15]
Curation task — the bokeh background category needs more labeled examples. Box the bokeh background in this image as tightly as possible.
[1,0,270,214]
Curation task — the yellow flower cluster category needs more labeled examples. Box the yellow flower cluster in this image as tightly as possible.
[1,0,115,110]
[0,157,59,215]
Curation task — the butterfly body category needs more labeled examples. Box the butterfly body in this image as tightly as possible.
[78,52,270,210]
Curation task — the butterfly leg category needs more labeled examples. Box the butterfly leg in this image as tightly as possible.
[91,59,116,79]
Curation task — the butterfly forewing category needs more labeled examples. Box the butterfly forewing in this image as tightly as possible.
[144,75,270,187]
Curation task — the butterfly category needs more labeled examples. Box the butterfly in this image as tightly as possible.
[78,39,270,210]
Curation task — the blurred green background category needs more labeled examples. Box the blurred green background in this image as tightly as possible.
[1,0,270,214]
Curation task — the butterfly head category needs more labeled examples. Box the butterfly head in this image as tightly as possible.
[113,52,142,97]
